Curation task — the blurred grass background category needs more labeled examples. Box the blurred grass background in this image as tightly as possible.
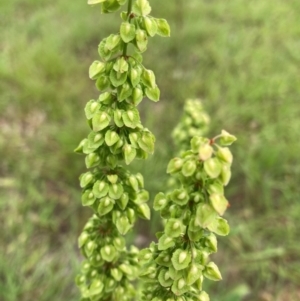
[1,0,300,300]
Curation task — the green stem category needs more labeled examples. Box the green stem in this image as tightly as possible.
[122,0,133,56]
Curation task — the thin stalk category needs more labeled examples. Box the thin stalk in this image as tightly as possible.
[122,0,133,56]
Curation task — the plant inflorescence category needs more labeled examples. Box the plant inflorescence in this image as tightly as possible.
[74,1,236,300]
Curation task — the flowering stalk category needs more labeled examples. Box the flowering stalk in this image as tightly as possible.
[139,100,237,301]
[74,0,170,300]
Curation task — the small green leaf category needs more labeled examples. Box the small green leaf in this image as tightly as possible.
[155,18,171,37]
[120,22,136,43]
[89,61,105,80]
[145,85,160,102]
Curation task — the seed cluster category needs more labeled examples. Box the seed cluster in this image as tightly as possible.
[75,0,170,300]
[139,101,236,301]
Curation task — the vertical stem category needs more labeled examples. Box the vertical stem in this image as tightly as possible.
[122,0,133,56]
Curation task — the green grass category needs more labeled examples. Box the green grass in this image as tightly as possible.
[1,0,300,300]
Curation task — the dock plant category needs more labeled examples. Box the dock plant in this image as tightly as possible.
[74,0,236,300]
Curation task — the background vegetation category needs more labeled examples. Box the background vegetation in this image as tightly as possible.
[1,0,299,300]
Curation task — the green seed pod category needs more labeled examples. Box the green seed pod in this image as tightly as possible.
[155,18,171,37]
[167,157,183,173]
[165,218,185,238]
[158,234,175,251]
[170,189,189,206]
[92,111,111,132]
[141,68,156,88]
[219,130,237,146]
[153,192,168,211]
[199,143,213,161]
[120,22,136,43]
[89,279,104,296]
[158,268,173,287]
[195,203,217,228]
[101,245,117,262]
[81,189,96,206]
[204,157,222,179]
[209,193,228,216]
[143,16,158,37]
[203,262,222,281]
[171,249,191,271]
[98,196,115,216]
[89,60,106,79]
[133,0,152,16]
[216,147,233,164]
[182,159,197,177]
